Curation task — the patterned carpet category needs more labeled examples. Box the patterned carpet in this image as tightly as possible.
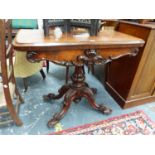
[53,110,155,135]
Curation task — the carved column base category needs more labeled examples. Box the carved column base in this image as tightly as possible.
[43,65,112,128]
[45,85,112,128]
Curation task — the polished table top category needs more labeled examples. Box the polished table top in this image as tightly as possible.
[13,29,145,62]
[13,29,144,51]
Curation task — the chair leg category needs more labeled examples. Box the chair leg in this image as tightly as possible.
[46,60,49,73]
[65,65,70,84]
[12,75,24,103]
[40,69,46,79]
[23,78,28,92]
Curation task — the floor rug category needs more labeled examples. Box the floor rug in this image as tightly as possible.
[52,110,155,135]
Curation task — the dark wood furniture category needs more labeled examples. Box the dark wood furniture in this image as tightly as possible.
[105,21,155,108]
[43,19,69,36]
[0,19,23,126]
[43,19,100,36]
[13,29,144,127]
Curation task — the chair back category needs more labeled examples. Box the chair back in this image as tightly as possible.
[12,19,38,29]
[0,19,14,99]
[69,19,100,36]
[0,19,13,75]
[43,19,100,36]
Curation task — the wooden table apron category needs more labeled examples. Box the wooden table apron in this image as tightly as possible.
[13,29,144,127]
[13,29,144,63]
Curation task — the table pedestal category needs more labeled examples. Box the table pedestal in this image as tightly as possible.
[27,48,139,128]
[43,65,112,128]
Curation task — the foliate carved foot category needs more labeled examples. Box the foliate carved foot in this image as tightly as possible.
[98,104,112,115]
[48,113,61,128]
[43,93,56,101]
[81,87,112,115]
[43,85,70,101]
[47,90,75,128]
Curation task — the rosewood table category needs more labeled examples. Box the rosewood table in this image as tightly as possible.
[13,29,144,127]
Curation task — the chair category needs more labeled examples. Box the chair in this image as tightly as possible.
[13,51,46,92]
[69,19,100,35]
[0,19,23,127]
[11,19,46,91]
[43,19,101,82]
[43,19,100,36]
